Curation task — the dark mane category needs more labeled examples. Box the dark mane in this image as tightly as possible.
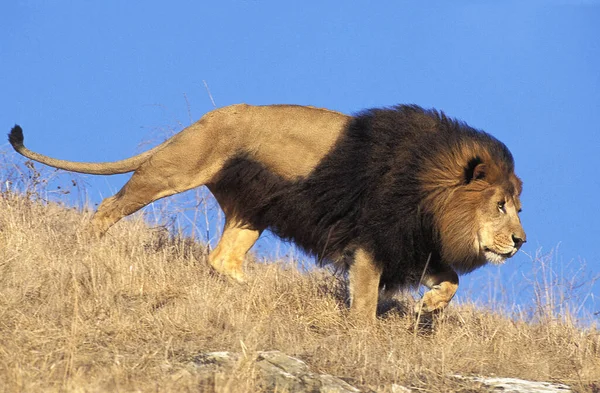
[213,105,518,290]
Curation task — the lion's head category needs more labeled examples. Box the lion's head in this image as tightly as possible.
[477,183,525,264]
[424,142,526,273]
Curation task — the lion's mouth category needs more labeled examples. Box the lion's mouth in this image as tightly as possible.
[483,247,514,264]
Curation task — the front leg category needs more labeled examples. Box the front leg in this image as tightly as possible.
[414,268,459,314]
[348,249,382,320]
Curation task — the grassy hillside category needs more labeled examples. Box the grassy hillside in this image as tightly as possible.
[0,161,598,392]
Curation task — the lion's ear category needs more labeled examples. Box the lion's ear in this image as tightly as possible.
[465,159,487,184]
[472,163,487,180]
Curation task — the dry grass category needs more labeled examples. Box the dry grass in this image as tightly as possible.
[0,179,599,392]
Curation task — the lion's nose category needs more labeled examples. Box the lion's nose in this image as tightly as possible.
[512,233,526,249]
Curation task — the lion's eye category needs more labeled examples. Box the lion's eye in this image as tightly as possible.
[497,201,506,213]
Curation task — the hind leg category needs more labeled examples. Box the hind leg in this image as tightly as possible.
[87,116,242,236]
[88,178,181,237]
[208,218,261,282]
[89,163,223,237]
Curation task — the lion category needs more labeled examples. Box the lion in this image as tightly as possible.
[9,104,526,319]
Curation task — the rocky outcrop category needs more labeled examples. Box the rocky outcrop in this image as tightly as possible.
[188,350,574,393]
[453,375,572,393]
[191,350,359,392]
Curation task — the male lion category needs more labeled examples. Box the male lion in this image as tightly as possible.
[9,104,526,319]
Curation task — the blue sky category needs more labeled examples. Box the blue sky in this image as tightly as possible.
[2,1,599,319]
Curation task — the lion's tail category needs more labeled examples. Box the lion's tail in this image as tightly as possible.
[8,125,167,175]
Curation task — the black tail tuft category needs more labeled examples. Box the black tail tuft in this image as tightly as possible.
[9,125,24,148]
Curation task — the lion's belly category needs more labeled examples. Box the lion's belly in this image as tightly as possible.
[210,154,357,262]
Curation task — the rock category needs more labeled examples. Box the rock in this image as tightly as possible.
[188,351,574,393]
[454,375,572,393]
[391,384,413,393]
[191,350,359,393]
